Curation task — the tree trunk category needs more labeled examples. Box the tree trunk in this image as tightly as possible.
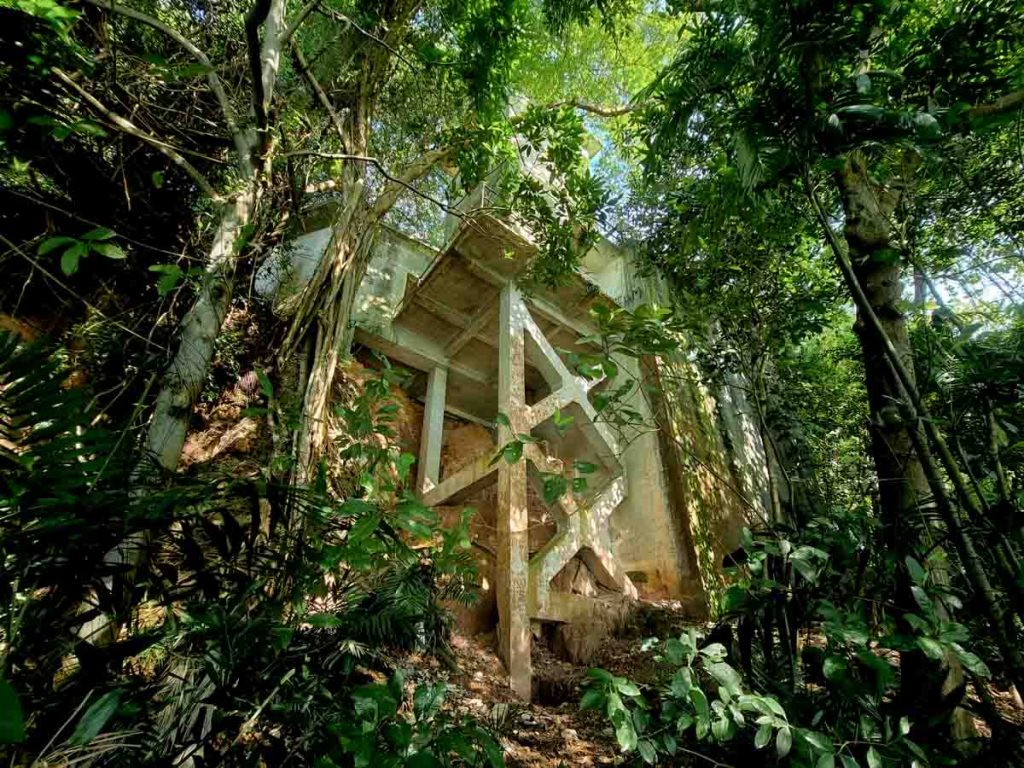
[834,154,977,743]
[143,190,259,471]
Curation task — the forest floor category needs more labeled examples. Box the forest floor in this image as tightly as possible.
[407,600,705,767]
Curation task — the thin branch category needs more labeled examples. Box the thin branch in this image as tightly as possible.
[52,68,222,201]
[544,98,640,117]
[370,147,455,221]
[280,0,319,46]
[285,149,457,219]
[290,40,347,150]
[0,234,168,351]
[316,6,418,71]
[80,0,251,173]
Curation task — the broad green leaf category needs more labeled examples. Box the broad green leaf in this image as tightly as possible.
[754,723,771,749]
[579,688,604,711]
[689,687,709,717]
[69,690,120,746]
[866,746,881,768]
[82,227,116,241]
[37,235,76,255]
[904,556,926,585]
[615,680,641,697]
[91,242,126,260]
[637,738,657,764]
[61,242,88,275]
[916,636,945,660]
[502,440,522,464]
[776,726,792,758]
[954,647,991,677]
[614,712,637,752]
[0,679,24,744]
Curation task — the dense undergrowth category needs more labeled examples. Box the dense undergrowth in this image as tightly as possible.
[0,331,499,766]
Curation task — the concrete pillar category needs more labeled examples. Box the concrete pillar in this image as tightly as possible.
[497,284,531,698]
[417,365,447,494]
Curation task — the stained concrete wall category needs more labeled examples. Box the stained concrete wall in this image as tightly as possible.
[262,217,769,615]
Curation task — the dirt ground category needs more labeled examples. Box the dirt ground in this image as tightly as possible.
[407,600,705,767]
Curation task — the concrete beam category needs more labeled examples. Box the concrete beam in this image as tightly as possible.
[417,366,447,495]
[413,292,498,350]
[421,453,498,508]
[445,297,499,357]
[497,283,531,699]
[354,326,493,387]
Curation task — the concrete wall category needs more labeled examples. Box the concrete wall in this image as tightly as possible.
[263,218,768,615]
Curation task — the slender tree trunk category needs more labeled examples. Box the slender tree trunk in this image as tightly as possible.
[143,190,260,471]
[834,154,977,742]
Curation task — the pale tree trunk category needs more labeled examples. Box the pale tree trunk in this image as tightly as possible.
[142,190,260,470]
[143,0,287,473]
[280,143,452,484]
[78,0,288,644]
[828,155,978,741]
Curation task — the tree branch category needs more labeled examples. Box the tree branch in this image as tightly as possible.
[280,0,319,47]
[316,5,418,71]
[285,149,457,219]
[544,98,639,117]
[81,0,252,173]
[968,89,1024,121]
[52,68,222,202]
[289,40,347,151]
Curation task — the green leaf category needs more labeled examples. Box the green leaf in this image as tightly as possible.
[904,556,926,585]
[82,227,116,241]
[615,680,641,697]
[69,690,121,746]
[61,242,88,275]
[256,367,274,398]
[37,235,76,255]
[910,585,932,613]
[579,688,604,711]
[954,647,991,677]
[613,711,637,752]
[413,682,446,721]
[711,716,730,741]
[586,668,614,683]
[542,473,568,504]
[776,726,792,758]
[866,746,881,768]
[662,732,677,755]
[754,723,771,749]
[91,242,126,260]
[664,637,686,665]
[817,755,836,768]
[306,613,343,628]
[151,170,165,188]
[0,679,25,744]
[689,687,709,718]
[502,440,523,464]
[916,636,945,660]
[494,412,511,428]
[637,738,657,764]
[574,460,597,474]
[706,662,742,696]
[823,655,847,680]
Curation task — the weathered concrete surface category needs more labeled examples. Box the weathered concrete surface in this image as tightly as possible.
[269,210,770,682]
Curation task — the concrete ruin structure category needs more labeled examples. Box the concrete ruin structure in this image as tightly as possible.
[260,204,771,699]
